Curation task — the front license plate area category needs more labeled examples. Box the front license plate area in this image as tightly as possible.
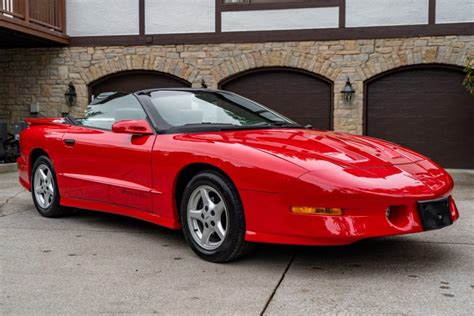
[417,198,453,231]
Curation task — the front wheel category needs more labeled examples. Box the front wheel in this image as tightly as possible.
[180,171,251,263]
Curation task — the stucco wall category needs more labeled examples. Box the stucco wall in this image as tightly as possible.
[346,0,429,27]
[66,0,474,36]
[0,36,473,135]
[436,0,474,24]
[67,0,139,36]
[65,0,472,37]
[221,7,339,32]
[146,0,215,34]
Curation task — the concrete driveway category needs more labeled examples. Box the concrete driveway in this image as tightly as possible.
[1,170,473,315]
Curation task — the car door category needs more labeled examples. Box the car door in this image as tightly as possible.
[59,93,156,212]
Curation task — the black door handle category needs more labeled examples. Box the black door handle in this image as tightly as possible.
[64,139,75,145]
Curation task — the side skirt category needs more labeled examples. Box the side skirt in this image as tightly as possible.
[60,197,181,230]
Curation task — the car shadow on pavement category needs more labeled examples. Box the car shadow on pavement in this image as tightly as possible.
[275,237,462,282]
[70,208,182,235]
[67,208,455,275]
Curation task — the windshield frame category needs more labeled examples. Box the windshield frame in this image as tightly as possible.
[138,89,302,134]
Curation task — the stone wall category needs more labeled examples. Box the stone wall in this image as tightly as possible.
[0,35,473,134]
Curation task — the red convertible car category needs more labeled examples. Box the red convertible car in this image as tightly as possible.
[18,89,459,262]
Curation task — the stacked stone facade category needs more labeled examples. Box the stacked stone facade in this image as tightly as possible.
[1,35,473,134]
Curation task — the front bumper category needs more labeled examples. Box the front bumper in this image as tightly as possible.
[241,189,459,246]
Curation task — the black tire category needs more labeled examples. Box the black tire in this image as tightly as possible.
[180,171,252,263]
[31,156,70,218]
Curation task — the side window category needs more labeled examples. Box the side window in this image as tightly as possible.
[81,94,147,130]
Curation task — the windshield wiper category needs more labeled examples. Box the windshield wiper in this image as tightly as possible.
[165,122,307,134]
[165,122,243,133]
[180,122,239,127]
[250,121,305,128]
[64,115,80,125]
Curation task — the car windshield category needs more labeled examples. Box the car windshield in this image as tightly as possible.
[146,90,299,130]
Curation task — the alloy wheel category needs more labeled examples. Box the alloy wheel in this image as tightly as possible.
[34,164,55,209]
[186,185,228,251]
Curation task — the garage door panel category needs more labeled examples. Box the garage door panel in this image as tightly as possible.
[366,66,473,169]
[220,68,332,130]
[372,118,466,133]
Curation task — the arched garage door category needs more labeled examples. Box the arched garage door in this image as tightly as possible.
[365,65,473,169]
[220,67,333,130]
[89,70,191,101]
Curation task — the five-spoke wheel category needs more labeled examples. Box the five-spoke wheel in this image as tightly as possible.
[33,164,55,209]
[31,155,70,217]
[187,185,228,251]
[180,171,252,262]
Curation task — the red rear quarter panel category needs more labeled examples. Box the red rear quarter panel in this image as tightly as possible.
[18,124,70,191]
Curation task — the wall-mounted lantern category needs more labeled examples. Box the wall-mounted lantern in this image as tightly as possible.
[341,78,355,105]
[64,82,77,107]
[201,79,208,88]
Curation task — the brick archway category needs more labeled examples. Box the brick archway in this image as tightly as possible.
[81,55,199,86]
[88,70,192,101]
[212,51,340,84]
[358,47,467,82]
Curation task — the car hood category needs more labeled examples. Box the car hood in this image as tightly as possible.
[199,128,426,171]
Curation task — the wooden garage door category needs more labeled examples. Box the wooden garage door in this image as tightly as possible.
[366,65,473,169]
[220,68,332,130]
[89,70,191,100]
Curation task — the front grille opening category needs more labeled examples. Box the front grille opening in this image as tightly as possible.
[386,205,410,228]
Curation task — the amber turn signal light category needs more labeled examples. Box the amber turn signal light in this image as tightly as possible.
[291,206,343,216]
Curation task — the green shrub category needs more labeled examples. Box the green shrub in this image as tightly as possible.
[464,56,474,94]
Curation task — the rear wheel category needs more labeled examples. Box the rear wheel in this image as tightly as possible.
[180,171,251,262]
[31,156,70,218]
